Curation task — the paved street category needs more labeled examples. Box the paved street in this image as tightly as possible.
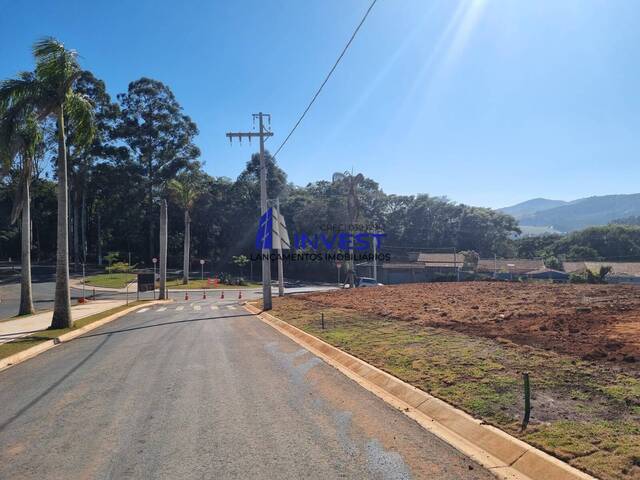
[0,297,492,480]
[0,267,337,320]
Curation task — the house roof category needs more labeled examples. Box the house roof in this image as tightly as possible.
[477,258,545,274]
[526,267,569,277]
[415,253,465,268]
[562,261,640,276]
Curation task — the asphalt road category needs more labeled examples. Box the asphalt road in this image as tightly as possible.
[0,268,336,319]
[0,298,492,479]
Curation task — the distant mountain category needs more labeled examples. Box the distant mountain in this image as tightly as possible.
[501,194,640,233]
[500,198,568,220]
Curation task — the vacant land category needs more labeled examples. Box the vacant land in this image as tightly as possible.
[267,282,640,480]
[303,282,640,366]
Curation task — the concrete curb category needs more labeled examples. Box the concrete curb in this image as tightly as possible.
[0,300,170,373]
[244,303,596,480]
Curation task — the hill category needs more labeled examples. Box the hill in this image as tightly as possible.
[500,198,568,219]
[502,194,640,232]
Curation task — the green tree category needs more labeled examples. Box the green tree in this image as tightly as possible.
[0,37,95,328]
[0,111,42,315]
[232,254,249,279]
[116,78,200,260]
[168,173,204,284]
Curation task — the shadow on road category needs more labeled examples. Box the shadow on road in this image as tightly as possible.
[0,334,112,432]
[79,312,258,339]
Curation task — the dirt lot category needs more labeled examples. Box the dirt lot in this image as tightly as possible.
[301,282,640,367]
[265,282,640,479]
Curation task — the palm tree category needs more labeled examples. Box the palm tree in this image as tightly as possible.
[168,174,202,285]
[0,37,95,328]
[332,171,364,288]
[0,111,42,315]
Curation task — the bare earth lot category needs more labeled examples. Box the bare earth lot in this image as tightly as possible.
[268,282,640,480]
[303,282,640,367]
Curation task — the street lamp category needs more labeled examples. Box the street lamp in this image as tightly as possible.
[152,257,158,299]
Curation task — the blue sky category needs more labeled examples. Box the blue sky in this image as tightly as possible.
[1,0,639,208]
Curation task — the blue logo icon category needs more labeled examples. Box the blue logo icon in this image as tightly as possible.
[256,207,273,250]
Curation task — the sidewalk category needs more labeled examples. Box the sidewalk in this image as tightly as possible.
[0,299,126,345]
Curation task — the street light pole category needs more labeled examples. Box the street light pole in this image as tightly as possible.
[152,257,157,300]
[276,198,284,297]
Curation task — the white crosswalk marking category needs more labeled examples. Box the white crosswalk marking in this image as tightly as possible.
[176,306,184,311]
[137,308,149,313]
[228,306,237,310]
[193,305,201,311]
[210,305,219,310]
[157,307,167,312]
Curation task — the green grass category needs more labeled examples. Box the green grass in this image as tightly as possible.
[165,278,262,289]
[0,301,148,361]
[83,272,136,289]
[266,296,640,480]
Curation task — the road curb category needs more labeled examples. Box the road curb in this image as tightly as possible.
[244,303,595,480]
[0,300,170,373]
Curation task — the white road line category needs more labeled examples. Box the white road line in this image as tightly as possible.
[157,307,167,312]
[193,305,201,311]
[227,306,237,310]
[210,305,219,310]
[137,308,150,313]
[176,306,184,311]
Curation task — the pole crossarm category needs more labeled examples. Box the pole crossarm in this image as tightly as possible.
[225,131,273,142]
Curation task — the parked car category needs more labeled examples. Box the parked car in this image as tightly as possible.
[356,277,384,288]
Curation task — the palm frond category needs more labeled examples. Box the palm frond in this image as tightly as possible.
[33,37,82,98]
[64,92,95,147]
[0,72,41,109]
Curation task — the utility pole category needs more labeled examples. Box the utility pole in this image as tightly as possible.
[276,198,284,297]
[226,113,274,310]
[159,200,168,300]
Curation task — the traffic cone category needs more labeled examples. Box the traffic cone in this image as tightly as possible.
[238,290,242,299]
[221,291,224,299]
[184,291,189,301]
[203,290,207,299]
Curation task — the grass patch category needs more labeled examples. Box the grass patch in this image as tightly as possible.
[0,300,149,361]
[84,272,136,289]
[267,296,640,480]
[166,278,262,289]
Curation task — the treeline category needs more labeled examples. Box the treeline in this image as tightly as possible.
[3,39,635,286]
[512,224,640,263]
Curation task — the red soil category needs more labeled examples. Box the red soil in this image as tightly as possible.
[301,282,640,366]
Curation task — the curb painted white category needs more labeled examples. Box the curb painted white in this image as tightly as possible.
[244,303,595,480]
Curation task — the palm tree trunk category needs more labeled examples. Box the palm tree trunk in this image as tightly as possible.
[73,188,80,272]
[81,188,86,261]
[182,210,189,284]
[19,178,35,315]
[51,106,72,329]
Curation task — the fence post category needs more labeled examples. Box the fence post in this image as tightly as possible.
[321,312,325,330]
[521,372,531,431]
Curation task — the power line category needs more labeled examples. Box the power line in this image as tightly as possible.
[271,0,379,160]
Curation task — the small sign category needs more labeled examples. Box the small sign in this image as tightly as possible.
[336,262,342,269]
[138,273,155,292]
[200,259,205,265]
[152,257,158,264]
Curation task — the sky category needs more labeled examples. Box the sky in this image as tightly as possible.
[1,0,639,209]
